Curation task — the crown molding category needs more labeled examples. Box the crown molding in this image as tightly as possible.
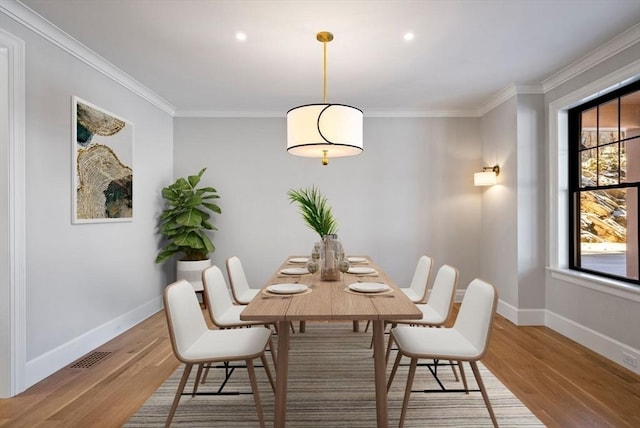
[477,83,545,116]
[174,108,482,118]
[542,23,640,92]
[0,1,176,115]
[173,109,284,118]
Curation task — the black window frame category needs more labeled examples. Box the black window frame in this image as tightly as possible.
[568,79,640,285]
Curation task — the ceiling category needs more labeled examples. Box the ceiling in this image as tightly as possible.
[18,0,640,116]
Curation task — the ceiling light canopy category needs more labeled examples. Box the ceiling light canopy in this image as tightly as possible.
[287,31,363,166]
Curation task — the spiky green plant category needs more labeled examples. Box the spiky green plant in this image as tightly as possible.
[155,168,221,263]
[287,186,338,238]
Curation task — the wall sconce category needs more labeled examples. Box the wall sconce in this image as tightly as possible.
[474,165,500,186]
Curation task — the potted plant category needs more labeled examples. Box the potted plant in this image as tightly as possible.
[288,186,344,280]
[155,168,221,294]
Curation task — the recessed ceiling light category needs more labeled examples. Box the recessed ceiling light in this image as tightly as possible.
[236,32,247,41]
[403,32,414,42]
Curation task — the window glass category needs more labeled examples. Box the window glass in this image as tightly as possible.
[569,82,639,284]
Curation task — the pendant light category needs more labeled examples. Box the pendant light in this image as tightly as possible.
[286,31,363,166]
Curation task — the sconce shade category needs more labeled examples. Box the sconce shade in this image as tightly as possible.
[474,165,500,186]
[287,103,363,158]
[474,171,497,186]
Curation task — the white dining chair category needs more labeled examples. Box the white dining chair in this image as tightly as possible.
[364,255,434,333]
[202,265,277,367]
[163,279,273,428]
[227,255,296,334]
[400,255,434,303]
[384,264,458,363]
[387,278,499,428]
[226,256,259,305]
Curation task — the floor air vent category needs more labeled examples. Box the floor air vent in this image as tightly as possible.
[69,351,111,369]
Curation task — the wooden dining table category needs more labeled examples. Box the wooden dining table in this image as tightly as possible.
[240,256,422,428]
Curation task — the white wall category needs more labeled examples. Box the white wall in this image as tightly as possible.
[0,44,9,396]
[0,13,174,388]
[479,98,519,308]
[173,116,484,292]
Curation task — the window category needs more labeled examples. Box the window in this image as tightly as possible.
[568,80,640,284]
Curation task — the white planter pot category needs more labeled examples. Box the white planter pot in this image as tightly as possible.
[176,259,211,292]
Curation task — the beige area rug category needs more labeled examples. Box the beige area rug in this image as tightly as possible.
[126,322,545,427]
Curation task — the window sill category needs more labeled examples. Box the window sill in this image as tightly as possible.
[547,267,640,303]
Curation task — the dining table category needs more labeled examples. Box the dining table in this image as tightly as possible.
[240,255,422,428]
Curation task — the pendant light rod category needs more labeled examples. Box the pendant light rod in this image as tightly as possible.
[317,31,333,103]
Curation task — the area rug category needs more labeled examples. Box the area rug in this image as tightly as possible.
[126,322,545,427]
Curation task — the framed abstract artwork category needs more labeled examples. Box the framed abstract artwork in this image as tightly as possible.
[72,96,134,223]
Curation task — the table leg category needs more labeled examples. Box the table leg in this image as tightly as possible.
[352,320,360,332]
[372,320,388,428]
[275,320,290,428]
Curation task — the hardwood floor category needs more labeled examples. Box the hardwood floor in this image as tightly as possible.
[1,306,638,427]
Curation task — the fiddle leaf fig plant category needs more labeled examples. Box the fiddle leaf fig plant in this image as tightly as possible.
[155,168,221,263]
[287,186,338,238]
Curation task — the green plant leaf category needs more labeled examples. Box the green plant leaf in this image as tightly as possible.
[287,186,338,238]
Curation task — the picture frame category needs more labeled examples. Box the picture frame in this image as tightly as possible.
[72,96,134,223]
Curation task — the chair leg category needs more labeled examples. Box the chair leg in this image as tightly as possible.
[470,361,499,428]
[260,353,276,393]
[201,364,211,384]
[364,320,371,332]
[192,363,204,395]
[399,358,418,428]
[386,351,403,392]
[449,359,460,382]
[165,363,193,428]
[384,327,397,364]
[268,336,277,367]
[298,321,304,333]
[385,335,393,364]
[458,361,469,393]
[246,359,266,428]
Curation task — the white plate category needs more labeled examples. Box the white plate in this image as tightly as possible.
[348,256,367,263]
[267,283,309,294]
[348,282,389,293]
[348,266,377,274]
[280,267,309,275]
[289,257,309,263]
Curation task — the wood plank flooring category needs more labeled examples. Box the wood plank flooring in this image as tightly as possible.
[1,306,638,427]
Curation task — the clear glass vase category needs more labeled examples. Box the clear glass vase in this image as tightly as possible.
[320,234,342,281]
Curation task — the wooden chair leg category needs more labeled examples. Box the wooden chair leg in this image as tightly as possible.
[165,363,192,428]
[470,361,499,427]
[385,331,395,364]
[399,358,418,428]
[364,320,371,332]
[386,351,403,392]
[298,321,304,333]
[458,360,469,393]
[192,363,204,395]
[246,359,266,428]
[260,354,275,393]
[449,359,460,381]
[268,336,277,367]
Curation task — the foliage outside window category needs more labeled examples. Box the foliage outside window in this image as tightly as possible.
[568,80,640,284]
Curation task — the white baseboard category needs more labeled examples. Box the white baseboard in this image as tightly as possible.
[496,299,546,326]
[546,310,640,375]
[25,297,163,388]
